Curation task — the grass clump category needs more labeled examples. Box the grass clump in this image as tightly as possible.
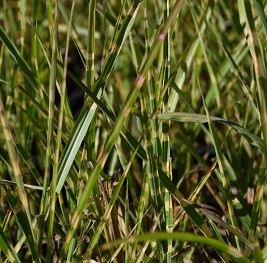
[0,0,267,262]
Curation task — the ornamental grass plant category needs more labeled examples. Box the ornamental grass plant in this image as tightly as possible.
[0,0,267,262]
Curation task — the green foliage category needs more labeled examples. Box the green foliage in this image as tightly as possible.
[0,0,267,262]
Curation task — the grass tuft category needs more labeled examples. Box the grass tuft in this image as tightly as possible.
[0,0,267,262]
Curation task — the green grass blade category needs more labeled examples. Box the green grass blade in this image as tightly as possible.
[253,0,267,35]
[56,91,101,193]
[158,112,264,151]
[17,84,48,117]
[101,232,251,263]
[0,26,38,90]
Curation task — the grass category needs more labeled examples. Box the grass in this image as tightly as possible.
[0,0,267,262]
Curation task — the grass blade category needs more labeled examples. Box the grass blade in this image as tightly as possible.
[158,112,264,151]
[101,232,251,263]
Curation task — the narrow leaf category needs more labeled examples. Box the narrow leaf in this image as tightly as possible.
[158,112,264,151]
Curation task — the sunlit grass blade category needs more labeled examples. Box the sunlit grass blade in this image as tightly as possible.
[101,232,251,263]
[56,90,101,193]
[47,0,76,261]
